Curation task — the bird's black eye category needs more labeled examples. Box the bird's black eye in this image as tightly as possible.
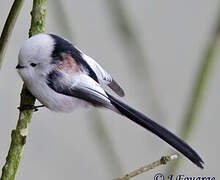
[30,63,37,67]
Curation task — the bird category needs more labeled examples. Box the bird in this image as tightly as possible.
[16,33,204,168]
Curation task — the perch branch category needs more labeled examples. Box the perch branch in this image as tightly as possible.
[0,0,47,180]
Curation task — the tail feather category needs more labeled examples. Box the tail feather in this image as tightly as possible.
[107,93,204,168]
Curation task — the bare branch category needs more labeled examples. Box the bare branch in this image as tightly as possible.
[114,154,178,180]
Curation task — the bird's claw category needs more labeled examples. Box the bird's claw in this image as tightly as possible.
[18,105,44,112]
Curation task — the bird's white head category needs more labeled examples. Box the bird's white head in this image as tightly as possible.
[17,33,55,82]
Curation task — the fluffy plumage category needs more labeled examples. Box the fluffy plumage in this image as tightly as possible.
[17,33,204,168]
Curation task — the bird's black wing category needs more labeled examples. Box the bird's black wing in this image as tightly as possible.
[49,34,125,97]
[49,34,99,83]
[47,70,115,110]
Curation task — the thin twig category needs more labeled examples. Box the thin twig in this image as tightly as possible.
[0,1,47,180]
[114,154,178,180]
[0,0,25,69]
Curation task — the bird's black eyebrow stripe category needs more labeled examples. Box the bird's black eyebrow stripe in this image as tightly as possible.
[49,34,99,83]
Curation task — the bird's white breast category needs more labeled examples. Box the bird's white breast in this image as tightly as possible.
[25,76,89,112]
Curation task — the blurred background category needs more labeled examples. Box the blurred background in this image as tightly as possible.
[0,0,219,179]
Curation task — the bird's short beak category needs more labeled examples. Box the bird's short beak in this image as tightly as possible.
[16,64,25,69]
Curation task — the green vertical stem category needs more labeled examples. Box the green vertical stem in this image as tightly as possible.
[167,10,220,173]
[0,0,25,69]
[0,0,47,180]
[29,0,47,37]
[181,25,220,140]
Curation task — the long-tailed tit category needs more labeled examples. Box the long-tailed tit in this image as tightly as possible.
[16,33,204,168]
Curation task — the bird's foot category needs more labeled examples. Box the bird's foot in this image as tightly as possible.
[18,105,44,112]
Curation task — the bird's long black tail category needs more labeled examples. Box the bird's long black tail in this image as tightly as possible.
[107,93,204,168]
